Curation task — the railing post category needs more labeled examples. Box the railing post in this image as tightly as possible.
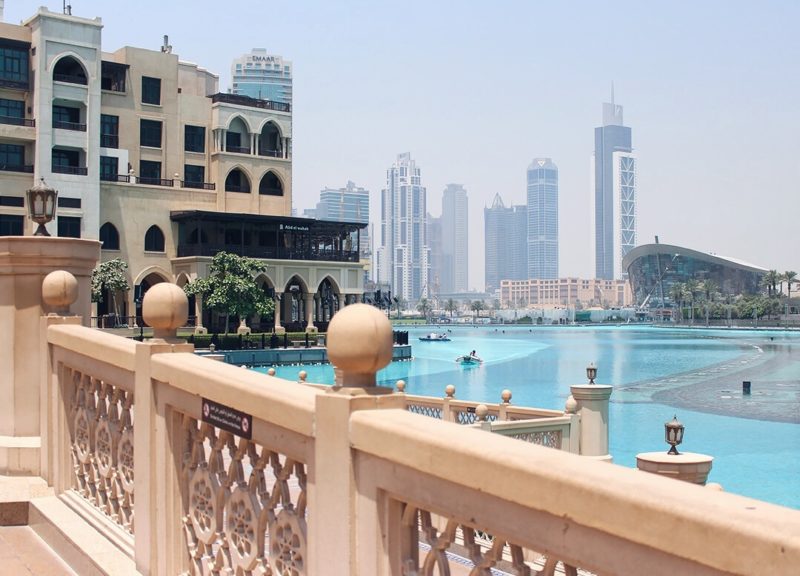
[134,283,193,575]
[443,384,456,422]
[0,237,98,477]
[569,384,613,461]
[309,304,402,575]
[499,389,512,420]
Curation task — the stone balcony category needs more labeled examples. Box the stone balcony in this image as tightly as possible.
[0,236,798,575]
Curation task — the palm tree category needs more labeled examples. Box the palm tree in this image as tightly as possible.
[684,279,699,324]
[762,270,780,298]
[470,300,485,321]
[701,279,719,326]
[784,271,797,321]
[416,298,432,323]
[444,298,457,319]
[669,282,685,323]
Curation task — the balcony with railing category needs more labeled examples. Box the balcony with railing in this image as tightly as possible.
[0,163,34,173]
[225,145,251,154]
[53,120,87,132]
[0,115,35,127]
[0,254,794,576]
[53,73,88,85]
[99,173,131,183]
[100,133,118,148]
[137,176,174,187]
[210,92,291,113]
[52,164,88,175]
[181,180,216,190]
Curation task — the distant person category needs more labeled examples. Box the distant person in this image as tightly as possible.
[470,349,476,357]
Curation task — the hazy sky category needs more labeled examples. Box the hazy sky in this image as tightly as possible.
[8,1,799,290]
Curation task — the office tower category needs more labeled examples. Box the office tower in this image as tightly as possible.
[526,158,558,279]
[592,93,637,279]
[440,184,468,293]
[315,181,370,258]
[377,153,429,302]
[427,215,444,296]
[484,194,528,293]
[230,48,292,105]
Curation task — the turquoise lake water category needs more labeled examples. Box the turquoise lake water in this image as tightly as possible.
[256,325,800,509]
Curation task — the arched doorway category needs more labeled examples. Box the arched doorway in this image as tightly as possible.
[315,277,341,331]
[282,275,308,332]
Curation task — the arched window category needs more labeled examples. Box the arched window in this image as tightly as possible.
[259,171,283,196]
[258,122,282,157]
[144,225,165,252]
[225,168,250,193]
[99,222,120,250]
[53,56,87,85]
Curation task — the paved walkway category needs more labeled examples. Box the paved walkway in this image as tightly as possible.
[0,526,77,575]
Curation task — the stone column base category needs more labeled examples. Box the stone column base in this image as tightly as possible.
[194,326,208,335]
[273,326,286,335]
[305,326,318,334]
[636,452,713,485]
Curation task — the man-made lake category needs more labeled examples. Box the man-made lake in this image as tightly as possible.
[256,325,800,509]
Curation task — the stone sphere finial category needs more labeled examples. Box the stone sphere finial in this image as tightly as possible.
[42,270,78,315]
[326,303,393,387]
[475,404,489,422]
[500,389,512,404]
[445,384,456,398]
[396,380,406,393]
[267,367,276,376]
[564,394,578,414]
[298,370,307,382]
[142,283,188,340]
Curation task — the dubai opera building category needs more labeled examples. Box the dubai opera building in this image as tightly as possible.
[623,242,767,309]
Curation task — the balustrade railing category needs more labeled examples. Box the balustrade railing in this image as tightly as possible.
[36,292,800,576]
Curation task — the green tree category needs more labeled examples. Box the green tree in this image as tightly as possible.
[684,279,699,324]
[762,270,780,298]
[184,252,273,333]
[91,258,130,318]
[393,296,406,319]
[445,298,458,318]
[669,282,685,323]
[470,300,485,320]
[784,270,797,302]
[416,297,432,322]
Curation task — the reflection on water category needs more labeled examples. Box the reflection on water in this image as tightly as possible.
[257,325,800,509]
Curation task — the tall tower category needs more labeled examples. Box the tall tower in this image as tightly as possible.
[592,92,636,279]
[377,153,429,302]
[230,49,292,105]
[484,194,527,293]
[526,158,558,279]
[441,184,468,293]
[316,181,370,258]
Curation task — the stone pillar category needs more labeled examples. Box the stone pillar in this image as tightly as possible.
[569,384,613,461]
[193,292,207,334]
[273,294,285,334]
[636,452,714,485]
[0,238,99,475]
[309,304,400,575]
[304,292,317,333]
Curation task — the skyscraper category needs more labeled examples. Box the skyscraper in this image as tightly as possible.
[231,49,293,105]
[527,158,558,279]
[440,184,469,293]
[484,194,528,293]
[315,181,370,258]
[592,94,637,280]
[377,153,429,302]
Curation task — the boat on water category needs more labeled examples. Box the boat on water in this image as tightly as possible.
[455,353,483,365]
[419,332,451,342]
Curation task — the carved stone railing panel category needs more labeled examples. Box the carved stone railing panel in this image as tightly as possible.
[67,367,135,533]
[406,403,444,420]
[512,430,562,449]
[181,415,307,575]
[403,504,591,576]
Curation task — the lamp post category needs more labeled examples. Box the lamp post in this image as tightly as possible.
[665,415,685,455]
[586,362,597,385]
[26,178,58,236]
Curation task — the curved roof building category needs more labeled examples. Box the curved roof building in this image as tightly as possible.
[623,243,767,308]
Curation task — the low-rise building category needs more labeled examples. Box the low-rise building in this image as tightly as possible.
[500,277,631,309]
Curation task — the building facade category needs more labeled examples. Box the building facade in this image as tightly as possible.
[592,96,636,280]
[230,48,292,105]
[484,193,527,293]
[427,214,444,298]
[527,158,558,279]
[376,152,429,302]
[0,7,364,333]
[440,183,468,293]
[315,180,370,258]
[500,278,631,309]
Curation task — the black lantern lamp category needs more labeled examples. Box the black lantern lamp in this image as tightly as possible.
[26,178,58,236]
[665,415,685,455]
[586,362,597,385]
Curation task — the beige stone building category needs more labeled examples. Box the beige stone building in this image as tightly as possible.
[0,7,365,332]
[500,277,632,309]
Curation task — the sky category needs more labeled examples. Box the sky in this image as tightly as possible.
[7,1,799,290]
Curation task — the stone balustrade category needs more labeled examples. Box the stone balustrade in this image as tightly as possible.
[2,253,799,575]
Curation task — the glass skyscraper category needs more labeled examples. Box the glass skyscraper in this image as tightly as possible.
[484,194,527,293]
[315,181,370,258]
[526,158,558,279]
[377,153,429,302]
[230,49,292,105]
[440,184,468,293]
[592,96,636,280]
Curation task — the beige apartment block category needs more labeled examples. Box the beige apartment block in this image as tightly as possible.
[500,277,632,309]
[0,7,364,333]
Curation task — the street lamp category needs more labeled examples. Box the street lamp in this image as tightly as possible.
[586,362,597,385]
[665,415,685,455]
[26,178,58,236]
